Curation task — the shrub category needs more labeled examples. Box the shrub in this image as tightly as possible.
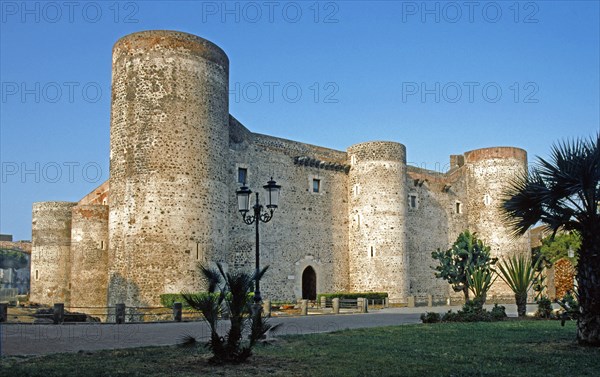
[555,291,580,326]
[535,296,554,319]
[420,312,441,323]
[441,301,506,322]
[491,304,507,320]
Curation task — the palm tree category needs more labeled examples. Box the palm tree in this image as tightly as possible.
[180,263,278,363]
[503,134,599,345]
[496,255,539,317]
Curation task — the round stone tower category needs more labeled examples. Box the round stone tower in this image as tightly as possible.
[346,141,409,303]
[464,147,531,300]
[30,201,77,305]
[108,31,230,307]
[69,205,109,311]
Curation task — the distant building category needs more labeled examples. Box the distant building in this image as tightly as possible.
[0,239,31,295]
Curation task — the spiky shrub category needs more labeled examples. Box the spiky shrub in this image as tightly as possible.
[497,255,539,317]
[180,263,278,364]
[467,266,497,305]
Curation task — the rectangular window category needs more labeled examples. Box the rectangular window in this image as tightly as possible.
[409,195,417,208]
[35,269,39,281]
[238,168,247,184]
[455,202,462,214]
[313,179,321,193]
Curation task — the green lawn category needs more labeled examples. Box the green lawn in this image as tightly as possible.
[2,320,599,376]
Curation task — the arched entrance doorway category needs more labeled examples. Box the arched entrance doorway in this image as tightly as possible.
[302,266,317,300]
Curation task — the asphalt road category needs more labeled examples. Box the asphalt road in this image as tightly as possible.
[0,305,522,356]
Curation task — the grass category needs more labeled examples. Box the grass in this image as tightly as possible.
[2,320,600,376]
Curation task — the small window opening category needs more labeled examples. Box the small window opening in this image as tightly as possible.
[409,194,417,208]
[313,179,321,193]
[196,243,200,260]
[455,202,462,214]
[356,214,361,229]
[370,246,374,258]
[35,269,39,281]
[238,168,248,184]
[353,184,360,197]
[351,155,356,165]
[100,240,105,250]
[483,194,492,206]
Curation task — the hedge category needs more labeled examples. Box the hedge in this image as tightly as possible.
[160,293,212,309]
[317,292,388,301]
[160,292,254,309]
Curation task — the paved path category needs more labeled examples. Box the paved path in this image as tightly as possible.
[0,304,523,356]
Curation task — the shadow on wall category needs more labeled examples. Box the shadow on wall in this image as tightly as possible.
[107,273,148,323]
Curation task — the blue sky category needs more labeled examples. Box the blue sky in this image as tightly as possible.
[1,1,599,240]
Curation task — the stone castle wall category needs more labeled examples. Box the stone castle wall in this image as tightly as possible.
[227,118,349,301]
[69,205,109,309]
[29,31,532,311]
[405,166,469,302]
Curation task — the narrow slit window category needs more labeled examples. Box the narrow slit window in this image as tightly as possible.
[455,202,462,214]
[370,246,374,258]
[196,243,200,260]
[100,240,105,250]
[313,179,321,193]
[35,269,39,281]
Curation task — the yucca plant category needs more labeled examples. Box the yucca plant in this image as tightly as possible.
[496,255,540,317]
[467,266,497,305]
[180,263,279,364]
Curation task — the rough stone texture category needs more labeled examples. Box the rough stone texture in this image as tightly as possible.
[405,166,468,303]
[465,147,531,301]
[347,142,408,302]
[30,202,77,305]
[108,31,229,307]
[69,205,109,310]
[227,118,349,300]
[30,31,533,313]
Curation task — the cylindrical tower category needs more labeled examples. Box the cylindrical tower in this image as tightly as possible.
[30,201,77,305]
[347,141,409,303]
[465,147,531,300]
[108,31,230,307]
[69,205,109,313]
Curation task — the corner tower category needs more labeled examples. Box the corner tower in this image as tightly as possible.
[465,147,531,299]
[108,31,230,307]
[347,142,409,303]
[30,201,77,305]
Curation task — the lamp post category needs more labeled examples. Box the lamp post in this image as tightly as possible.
[236,177,281,303]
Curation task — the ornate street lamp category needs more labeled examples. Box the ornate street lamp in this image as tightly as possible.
[236,177,281,303]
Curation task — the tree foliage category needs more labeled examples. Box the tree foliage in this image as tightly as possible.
[503,133,599,345]
[0,248,28,270]
[432,231,497,302]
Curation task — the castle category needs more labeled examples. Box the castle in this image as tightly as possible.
[30,31,530,313]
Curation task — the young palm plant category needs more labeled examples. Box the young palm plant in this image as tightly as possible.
[502,134,599,345]
[180,263,279,363]
[496,255,540,317]
[467,266,497,306]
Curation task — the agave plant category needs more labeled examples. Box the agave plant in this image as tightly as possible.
[496,255,540,317]
[180,263,279,363]
[467,266,497,306]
